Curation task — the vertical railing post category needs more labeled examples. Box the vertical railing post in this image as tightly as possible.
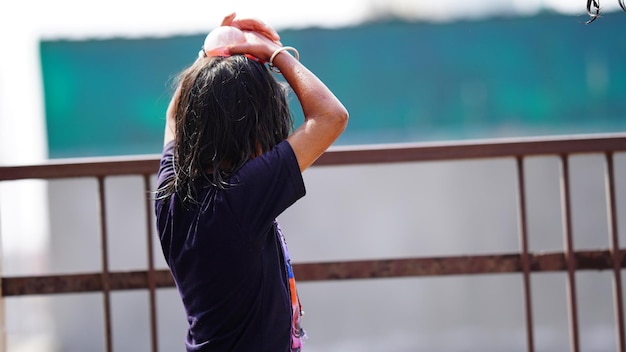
[560,154,580,352]
[605,152,625,352]
[97,176,113,352]
[516,156,535,352]
[143,174,159,352]
[0,203,6,352]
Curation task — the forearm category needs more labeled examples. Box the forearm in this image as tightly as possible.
[273,51,349,170]
[272,51,347,127]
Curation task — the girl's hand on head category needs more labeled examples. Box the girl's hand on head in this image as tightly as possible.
[221,12,282,46]
[227,30,280,63]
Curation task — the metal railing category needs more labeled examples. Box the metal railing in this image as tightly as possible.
[1,132,625,352]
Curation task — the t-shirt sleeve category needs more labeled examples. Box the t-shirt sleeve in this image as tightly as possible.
[228,140,306,239]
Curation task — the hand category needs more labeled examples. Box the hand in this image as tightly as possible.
[226,30,281,63]
[221,12,282,46]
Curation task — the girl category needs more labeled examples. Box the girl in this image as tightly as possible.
[155,13,348,352]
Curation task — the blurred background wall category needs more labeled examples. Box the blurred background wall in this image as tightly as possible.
[40,13,626,158]
[1,2,625,351]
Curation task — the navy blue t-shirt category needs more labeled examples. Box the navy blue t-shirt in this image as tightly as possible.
[155,140,306,352]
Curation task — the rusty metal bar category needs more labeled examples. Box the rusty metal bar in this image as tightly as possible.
[143,174,159,352]
[0,156,159,181]
[560,155,580,352]
[2,249,624,297]
[317,133,626,167]
[97,176,113,352]
[2,270,175,296]
[606,152,625,352]
[0,202,6,352]
[516,156,535,352]
[1,134,626,182]
[294,249,623,281]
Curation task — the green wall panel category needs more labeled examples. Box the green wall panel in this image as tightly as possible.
[41,13,626,158]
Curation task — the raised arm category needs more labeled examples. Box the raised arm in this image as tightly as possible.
[163,84,180,147]
[228,26,348,171]
[274,50,349,171]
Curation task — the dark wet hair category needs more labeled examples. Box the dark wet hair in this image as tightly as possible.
[161,55,293,204]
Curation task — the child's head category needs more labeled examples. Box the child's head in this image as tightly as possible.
[173,54,293,198]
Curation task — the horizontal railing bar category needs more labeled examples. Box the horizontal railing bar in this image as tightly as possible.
[2,271,175,297]
[3,248,622,297]
[1,133,625,181]
[318,133,626,166]
[0,156,159,181]
[295,248,621,280]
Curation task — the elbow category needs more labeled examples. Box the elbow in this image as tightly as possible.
[339,108,349,135]
[340,106,349,125]
[324,105,348,141]
[334,105,349,134]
